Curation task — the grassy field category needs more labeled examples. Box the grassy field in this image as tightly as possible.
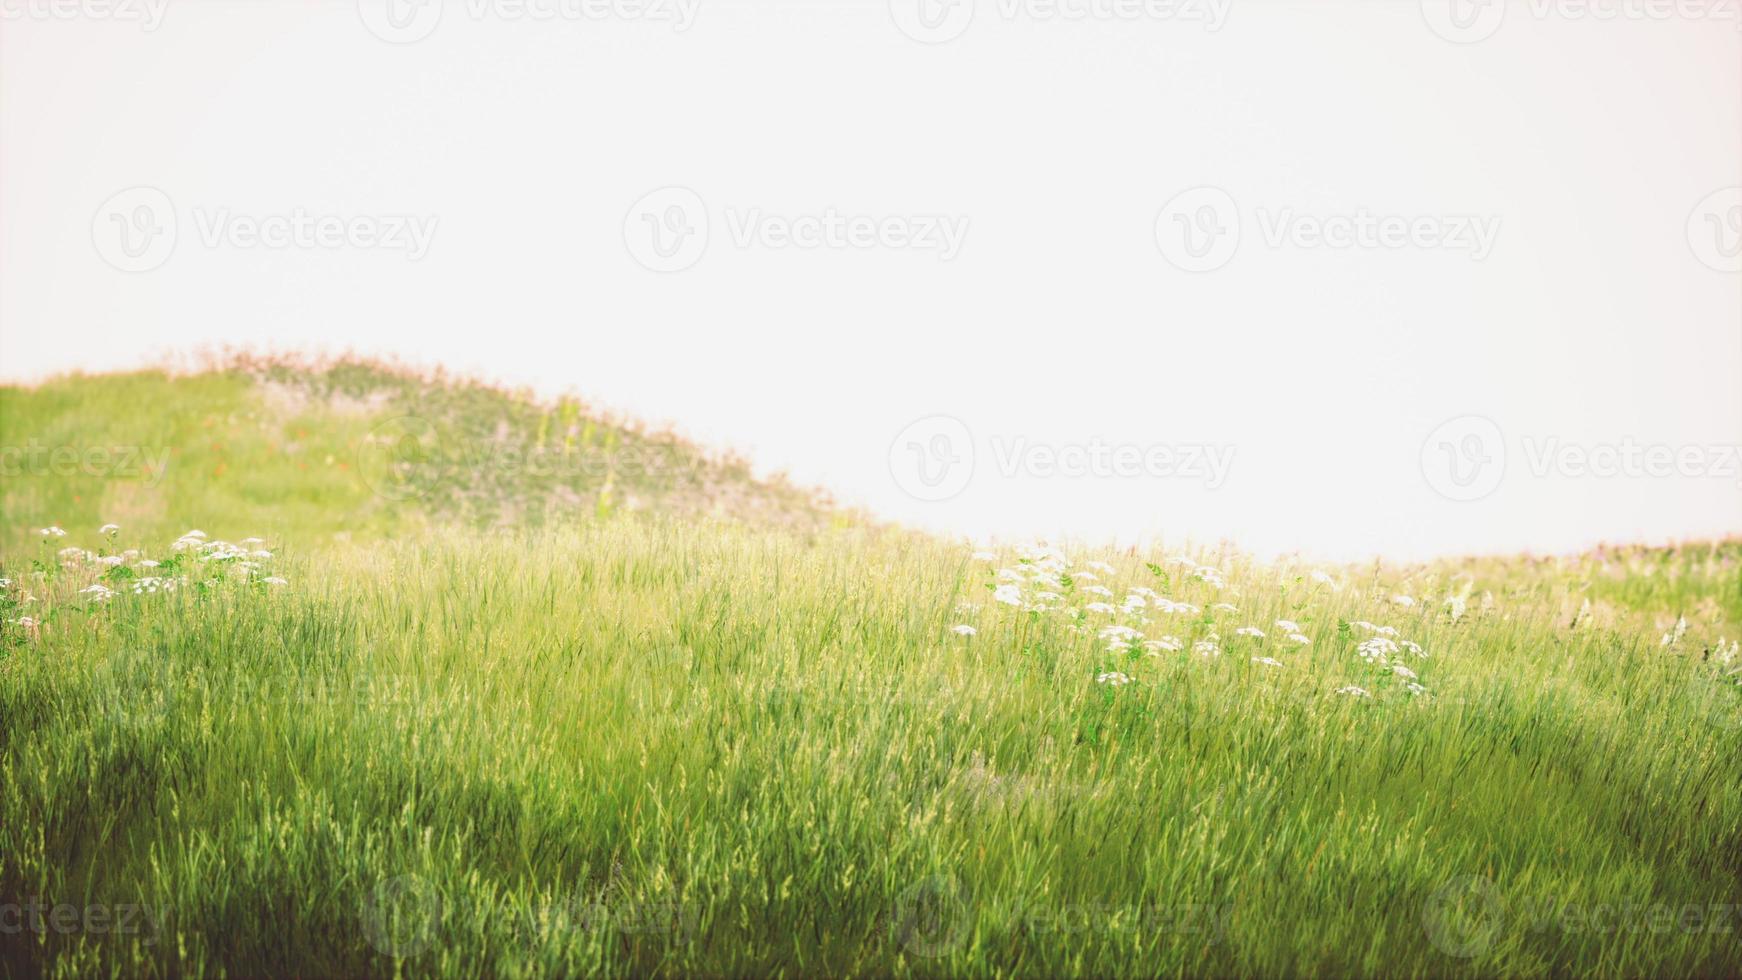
[2,361,1741,977]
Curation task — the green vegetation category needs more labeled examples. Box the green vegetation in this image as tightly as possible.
[2,361,1739,977]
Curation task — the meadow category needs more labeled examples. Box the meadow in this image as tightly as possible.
[2,360,1740,977]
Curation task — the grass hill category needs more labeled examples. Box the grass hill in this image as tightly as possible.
[0,355,838,553]
[1,363,1740,978]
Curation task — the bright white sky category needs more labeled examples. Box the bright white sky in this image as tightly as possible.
[2,0,1739,561]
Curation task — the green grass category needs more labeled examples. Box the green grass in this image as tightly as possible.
[2,361,1740,977]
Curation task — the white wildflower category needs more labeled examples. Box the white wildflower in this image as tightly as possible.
[1096,671,1133,686]
[1357,638,1398,663]
[950,624,977,637]
[993,584,1023,606]
[1661,617,1688,648]
[1235,626,1265,639]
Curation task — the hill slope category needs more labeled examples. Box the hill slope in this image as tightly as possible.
[1,366,1740,978]
[0,356,836,551]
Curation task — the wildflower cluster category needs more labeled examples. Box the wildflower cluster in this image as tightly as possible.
[1346,621,1431,696]
[944,544,1454,703]
[2,524,288,647]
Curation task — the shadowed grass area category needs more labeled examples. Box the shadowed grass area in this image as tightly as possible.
[1,363,1740,977]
